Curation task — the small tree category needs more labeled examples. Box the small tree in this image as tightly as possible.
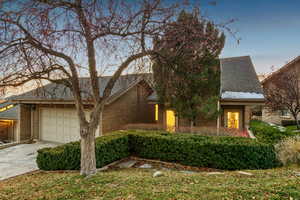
[152,10,225,131]
[0,0,188,176]
[264,69,300,129]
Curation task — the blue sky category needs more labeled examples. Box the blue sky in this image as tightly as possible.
[199,0,300,74]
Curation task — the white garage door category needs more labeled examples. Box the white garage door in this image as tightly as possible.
[40,108,99,143]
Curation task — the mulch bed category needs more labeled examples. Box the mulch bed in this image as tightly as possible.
[109,156,221,172]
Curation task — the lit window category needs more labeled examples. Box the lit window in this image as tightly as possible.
[155,104,158,121]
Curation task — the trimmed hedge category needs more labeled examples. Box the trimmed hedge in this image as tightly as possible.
[37,130,280,171]
[281,120,300,126]
[37,134,130,170]
[129,131,280,170]
[249,120,298,144]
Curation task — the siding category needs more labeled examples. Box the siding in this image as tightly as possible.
[19,104,31,141]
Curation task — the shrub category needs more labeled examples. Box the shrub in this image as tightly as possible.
[37,130,280,171]
[275,136,300,165]
[37,134,130,170]
[176,126,249,137]
[129,131,280,170]
[249,120,298,144]
[281,120,300,127]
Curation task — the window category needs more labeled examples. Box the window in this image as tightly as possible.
[155,104,158,121]
[280,109,289,117]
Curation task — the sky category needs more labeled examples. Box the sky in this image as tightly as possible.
[199,0,300,74]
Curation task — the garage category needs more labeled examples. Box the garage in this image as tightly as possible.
[0,102,19,144]
[40,108,99,143]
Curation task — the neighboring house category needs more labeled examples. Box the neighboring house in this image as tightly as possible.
[148,56,265,131]
[0,74,155,144]
[262,56,300,124]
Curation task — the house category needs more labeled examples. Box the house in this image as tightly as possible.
[0,56,264,144]
[0,74,155,144]
[148,56,265,131]
[262,56,300,124]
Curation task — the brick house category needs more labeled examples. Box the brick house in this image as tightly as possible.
[0,56,265,144]
[0,74,155,143]
[262,56,300,124]
[148,56,265,132]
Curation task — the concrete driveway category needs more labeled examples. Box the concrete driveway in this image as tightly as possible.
[0,142,57,181]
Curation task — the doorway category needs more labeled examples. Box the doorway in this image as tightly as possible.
[224,108,243,130]
[227,112,239,129]
[166,110,175,132]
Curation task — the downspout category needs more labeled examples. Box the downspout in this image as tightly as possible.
[217,100,220,135]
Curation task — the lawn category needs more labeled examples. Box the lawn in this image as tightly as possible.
[285,125,300,132]
[1,167,300,200]
[249,120,300,144]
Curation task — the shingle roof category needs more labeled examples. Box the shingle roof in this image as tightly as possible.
[8,73,151,102]
[147,56,264,102]
[0,101,19,120]
[220,56,264,99]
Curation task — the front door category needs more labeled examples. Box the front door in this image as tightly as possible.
[227,112,239,129]
[166,110,175,132]
[224,109,242,129]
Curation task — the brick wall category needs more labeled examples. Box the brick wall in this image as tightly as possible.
[102,82,154,134]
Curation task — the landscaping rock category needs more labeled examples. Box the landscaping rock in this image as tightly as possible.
[180,170,196,174]
[207,172,224,175]
[237,171,253,176]
[153,171,164,177]
[97,166,108,172]
[118,160,137,168]
[161,167,171,171]
[294,172,300,176]
[139,164,152,169]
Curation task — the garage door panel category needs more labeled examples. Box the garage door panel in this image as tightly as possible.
[40,108,99,143]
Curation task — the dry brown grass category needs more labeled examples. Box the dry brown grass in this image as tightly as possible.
[275,136,300,165]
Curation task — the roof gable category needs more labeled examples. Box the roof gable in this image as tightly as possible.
[220,56,264,100]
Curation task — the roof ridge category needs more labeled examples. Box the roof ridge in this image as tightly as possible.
[220,55,250,61]
[262,55,300,84]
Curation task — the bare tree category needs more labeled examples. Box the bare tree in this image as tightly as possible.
[264,69,300,129]
[0,0,189,176]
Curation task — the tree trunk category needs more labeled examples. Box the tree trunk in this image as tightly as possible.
[295,115,300,130]
[190,120,194,133]
[291,112,300,130]
[98,109,103,136]
[80,125,97,176]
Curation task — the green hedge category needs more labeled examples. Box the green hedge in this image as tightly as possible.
[281,120,300,126]
[37,134,130,170]
[129,131,280,170]
[37,130,280,171]
[249,120,298,144]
